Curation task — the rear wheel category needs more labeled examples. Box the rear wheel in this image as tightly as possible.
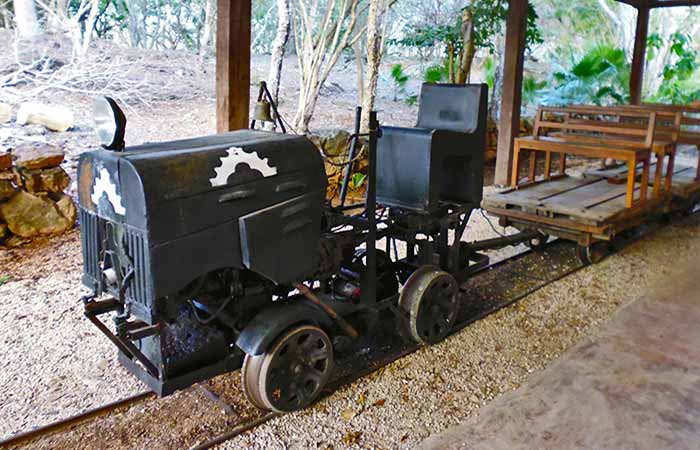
[399,266,460,345]
[241,325,333,412]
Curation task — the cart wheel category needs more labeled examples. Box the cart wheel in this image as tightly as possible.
[577,242,610,265]
[241,324,333,413]
[525,232,549,251]
[399,266,460,345]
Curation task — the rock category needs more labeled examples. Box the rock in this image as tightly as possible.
[308,129,352,156]
[55,194,77,225]
[16,102,75,132]
[19,166,70,193]
[4,235,28,248]
[0,103,10,123]
[0,179,15,200]
[0,191,72,238]
[0,152,11,170]
[13,144,65,170]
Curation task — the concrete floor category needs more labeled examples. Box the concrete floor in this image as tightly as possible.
[419,258,700,450]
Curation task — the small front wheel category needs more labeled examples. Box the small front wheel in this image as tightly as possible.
[525,232,550,251]
[241,324,333,412]
[399,266,460,345]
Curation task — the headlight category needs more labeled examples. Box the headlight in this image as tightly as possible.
[93,97,127,151]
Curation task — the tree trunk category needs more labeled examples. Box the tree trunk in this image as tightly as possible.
[0,4,9,29]
[124,0,144,47]
[199,0,216,56]
[361,0,391,131]
[457,6,475,84]
[292,0,364,132]
[49,0,69,32]
[14,0,42,38]
[354,41,365,108]
[75,0,100,58]
[489,34,506,123]
[267,0,291,104]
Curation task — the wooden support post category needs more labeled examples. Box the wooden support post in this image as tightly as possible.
[216,0,252,133]
[630,4,650,105]
[495,0,528,186]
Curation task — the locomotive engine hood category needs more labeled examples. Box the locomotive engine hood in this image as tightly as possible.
[78,130,328,308]
[78,130,326,240]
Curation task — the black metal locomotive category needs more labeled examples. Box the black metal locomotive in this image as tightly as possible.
[79,84,539,413]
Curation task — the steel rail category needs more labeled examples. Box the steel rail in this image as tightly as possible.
[0,391,155,448]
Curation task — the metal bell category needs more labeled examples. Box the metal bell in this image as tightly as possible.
[253,100,274,122]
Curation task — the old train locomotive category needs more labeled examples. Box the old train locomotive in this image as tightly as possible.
[79,84,539,412]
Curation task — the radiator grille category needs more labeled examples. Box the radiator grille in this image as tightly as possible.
[80,208,152,307]
[80,208,101,283]
[124,227,151,307]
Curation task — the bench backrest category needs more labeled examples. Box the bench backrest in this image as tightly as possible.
[566,104,700,146]
[534,106,660,148]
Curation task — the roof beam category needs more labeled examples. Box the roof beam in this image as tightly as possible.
[616,0,642,7]
[649,0,700,7]
[617,0,700,7]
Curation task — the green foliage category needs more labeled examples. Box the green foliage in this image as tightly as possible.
[540,45,630,106]
[405,95,419,106]
[522,76,547,109]
[0,275,9,286]
[424,64,448,84]
[390,1,543,57]
[649,32,700,105]
[349,173,367,191]
[483,56,496,90]
[390,64,409,100]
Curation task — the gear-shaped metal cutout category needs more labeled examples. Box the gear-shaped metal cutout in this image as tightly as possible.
[209,147,277,187]
[91,168,126,215]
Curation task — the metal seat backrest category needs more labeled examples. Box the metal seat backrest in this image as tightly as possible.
[416,83,486,133]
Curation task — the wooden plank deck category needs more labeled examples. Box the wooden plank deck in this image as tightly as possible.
[483,175,657,226]
[586,163,700,197]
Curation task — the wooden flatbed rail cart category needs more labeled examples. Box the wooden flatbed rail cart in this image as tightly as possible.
[571,104,700,211]
[482,105,683,263]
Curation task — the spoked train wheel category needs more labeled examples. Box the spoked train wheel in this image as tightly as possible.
[241,325,333,413]
[399,266,460,345]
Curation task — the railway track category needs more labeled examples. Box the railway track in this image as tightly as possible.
[4,214,679,449]
[0,392,155,448]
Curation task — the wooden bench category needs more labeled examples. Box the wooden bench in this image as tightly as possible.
[513,107,663,209]
[569,104,700,181]
[545,105,682,198]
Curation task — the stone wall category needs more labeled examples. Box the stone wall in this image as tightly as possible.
[0,144,76,247]
[308,129,368,205]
